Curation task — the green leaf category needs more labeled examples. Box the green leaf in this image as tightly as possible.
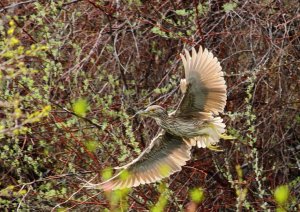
[223,2,237,13]
[72,98,88,117]
[85,140,98,152]
[44,189,56,198]
[274,185,289,205]
[175,9,188,16]
[275,208,286,212]
[190,187,205,203]
[151,192,168,212]
[151,27,161,34]
[151,27,167,37]
[154,88,161,94]
[102,167,113,180]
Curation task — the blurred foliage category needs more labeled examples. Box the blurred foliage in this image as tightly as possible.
[189,187,205,204]
[0,0,299,211]
[72,98,89,117]
[274,184,290,211]
[222,2,238,13]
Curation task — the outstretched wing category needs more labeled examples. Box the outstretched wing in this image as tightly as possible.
[176,47,227,116]
[85,131,191,191]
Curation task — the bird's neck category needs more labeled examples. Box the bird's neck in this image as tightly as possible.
[153,113,170,128]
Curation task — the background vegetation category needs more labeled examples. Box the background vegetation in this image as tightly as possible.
[0,0,299,211]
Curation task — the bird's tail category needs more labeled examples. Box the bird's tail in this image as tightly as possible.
[188,117,226,150]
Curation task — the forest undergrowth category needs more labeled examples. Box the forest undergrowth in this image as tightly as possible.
[0,0,299,211]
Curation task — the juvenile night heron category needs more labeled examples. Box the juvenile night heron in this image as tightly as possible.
[86,46,227,190]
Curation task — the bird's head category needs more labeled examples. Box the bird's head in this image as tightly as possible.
[137,105,168,118]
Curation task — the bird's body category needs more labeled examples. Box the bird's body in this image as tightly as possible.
[84,46,228,190]
[154,112,209,138]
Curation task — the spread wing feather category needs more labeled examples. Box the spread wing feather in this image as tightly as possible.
[177,47,227,115]
[84,131,191,190]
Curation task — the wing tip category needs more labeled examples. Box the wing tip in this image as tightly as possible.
[178,45,227,114]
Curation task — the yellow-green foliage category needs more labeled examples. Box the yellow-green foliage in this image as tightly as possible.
[0,16,54,209]
[102,167,113,181]
[190,187,205,204]
[274,185,290,211]
[151,183,169,212]
[72,98,89,117]
[0,18,51,137]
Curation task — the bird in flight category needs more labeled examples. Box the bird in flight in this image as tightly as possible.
[85,46,227,191]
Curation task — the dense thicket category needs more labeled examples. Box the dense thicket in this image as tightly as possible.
[0,0,299,211]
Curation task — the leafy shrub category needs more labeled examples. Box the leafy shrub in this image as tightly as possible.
[0,0,299,211]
